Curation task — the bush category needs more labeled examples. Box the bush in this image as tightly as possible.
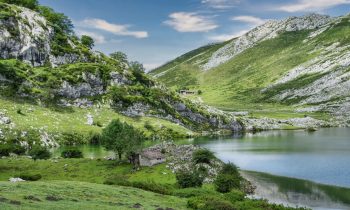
[221,162,240,177]
[93,120,103,127]
[176,170,204,188]
[88,132,102,145]
[187,195,235,210]
[59,132,86,146]
[0,144,12,156]
[192,149,215,164]
[214,174,241,193]
[224,190,245,202]
[61,148,83,158]
[18,173,42,181]
[172,188,218,198]
[104,176,172,195]
[0,143,26,156]
[144,121,154,131]
[29,146,51,160]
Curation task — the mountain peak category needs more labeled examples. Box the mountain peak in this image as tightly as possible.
[203,13,334,70]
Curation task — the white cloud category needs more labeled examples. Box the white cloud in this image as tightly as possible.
[231,16,266,26]
[81,18,148,38]
[278,0,350,12]
[76,30,106,44]
[208,29,249,42]
[201,0,241,9]
[164,12,218,32]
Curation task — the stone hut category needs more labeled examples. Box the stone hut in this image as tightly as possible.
[139,148,166,166]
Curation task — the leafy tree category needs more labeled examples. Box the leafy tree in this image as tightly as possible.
[38,6,74,35]
[81,35,94,49]
[110,51,128,64]
[0,0,39,10]
[129,61,145,73]
[101,119,144,163]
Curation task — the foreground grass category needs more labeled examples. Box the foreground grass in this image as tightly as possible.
[0,181,187,210]
[0,158,175,184]
[0,158,309,210]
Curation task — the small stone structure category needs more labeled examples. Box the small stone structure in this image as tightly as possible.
[139,148,166,166]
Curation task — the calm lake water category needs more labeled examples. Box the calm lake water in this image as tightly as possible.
[51,128,350,209]
[195,128,350,209]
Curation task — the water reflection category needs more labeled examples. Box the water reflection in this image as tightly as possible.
[243,171,350,210]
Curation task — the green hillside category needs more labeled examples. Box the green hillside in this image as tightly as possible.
[150,15,350,121]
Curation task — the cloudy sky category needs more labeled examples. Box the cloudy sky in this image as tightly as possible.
[38,0,350,70]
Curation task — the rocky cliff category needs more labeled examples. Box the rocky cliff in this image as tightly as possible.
[0,3,88,67]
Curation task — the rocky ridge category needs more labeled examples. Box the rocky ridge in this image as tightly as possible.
[203,14,333,70]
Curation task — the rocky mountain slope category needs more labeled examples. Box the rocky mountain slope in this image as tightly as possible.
[0,2,247,147]
[150,13,350,126]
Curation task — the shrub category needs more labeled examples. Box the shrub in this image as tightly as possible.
[18,173,42,181]
[144,121,154,131]
[29,146,51,160]
[59,132,86,146]
[176,170,204,188]
[10,144,26,155]
[104,176,172,195]
[172,188,218,198]
[224,190,245,202]
[61,148,83,158]
[192,149,215,164]
[88,132,102,145]
[0,143,26,156]
[93,120,103,127]
[214,174,241,193]
[221,162,240,177]
[187,195,235,210]
[0,144,12,156]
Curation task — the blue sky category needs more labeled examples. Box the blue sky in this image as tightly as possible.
[38,0,350,70]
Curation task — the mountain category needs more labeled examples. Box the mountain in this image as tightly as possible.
[150,13,350,126]
[0,2,247,147]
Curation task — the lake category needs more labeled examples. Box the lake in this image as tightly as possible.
[51,128,350,209]
[195,128,350,209]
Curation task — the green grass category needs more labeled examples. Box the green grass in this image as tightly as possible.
[0,97,193,138]
[0,181,187,210]
[151,17,350,120]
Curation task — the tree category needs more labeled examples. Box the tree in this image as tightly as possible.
[129,61,145,73]
[110,51,128,64]
[81,35,94,49]
[101,119,144,165]
[0,0,39,10]
[39,6,74,35]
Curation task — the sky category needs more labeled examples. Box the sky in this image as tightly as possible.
[38,0,350,70]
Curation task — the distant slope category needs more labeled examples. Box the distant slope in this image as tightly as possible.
[150,14,350,124]
[150,42,227,88]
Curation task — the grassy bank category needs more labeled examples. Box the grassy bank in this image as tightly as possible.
[0,157,308,210]
[0,181,187,210]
